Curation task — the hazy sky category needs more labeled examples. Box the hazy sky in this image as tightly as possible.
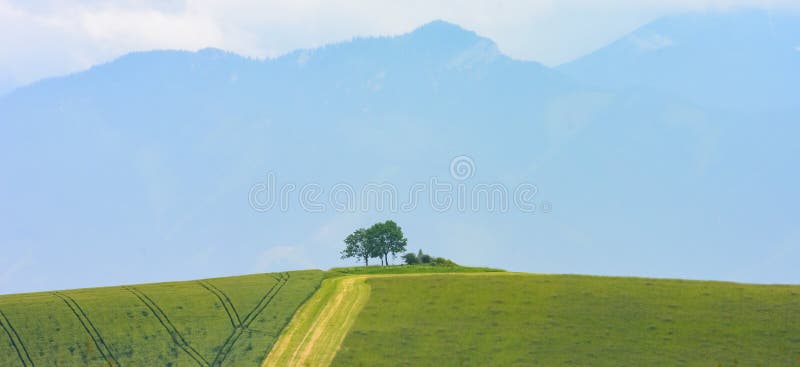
[0,0,797,91]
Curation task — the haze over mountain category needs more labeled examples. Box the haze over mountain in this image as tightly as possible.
[560,10,800,115]
[1,11,798,294]
[0,77,17,97]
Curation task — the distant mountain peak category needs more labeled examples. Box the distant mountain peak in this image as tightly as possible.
[280,19,507,70]
[412,20,473,34]
[408,19,485,42]
[392,19,503,67]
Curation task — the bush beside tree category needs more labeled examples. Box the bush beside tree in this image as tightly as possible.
[402,250,454,266]
[401,252,419,265]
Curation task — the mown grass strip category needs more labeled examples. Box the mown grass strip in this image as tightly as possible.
[124,287,209,366]
[52,292,120,367]
[211,272,289,367]
[0,309,35,367]
[198,281,241,328]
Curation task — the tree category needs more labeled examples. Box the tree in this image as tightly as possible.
[384,220,408,261]
[366,220,407,266]
[401,252,419,265]
[414,249,433,264]
[340,228,372,267]
[419,253,432,264]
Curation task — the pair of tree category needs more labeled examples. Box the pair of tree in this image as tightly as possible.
[341,220,407,267]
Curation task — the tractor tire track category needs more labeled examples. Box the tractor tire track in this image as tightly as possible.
[124,287,209,367]
[210,272,289,367]
[0,309,35,367]
[52,292,120,367]
[242,272,288,326]
[198,281,241,329]
[210,273,288,367]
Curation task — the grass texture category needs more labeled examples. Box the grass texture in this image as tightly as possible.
[331,273,800,367]
[0,270,325,366]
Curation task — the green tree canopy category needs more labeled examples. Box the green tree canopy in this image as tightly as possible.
[340,228,373,267]
[366,220,407,266]
[342,220,408,267]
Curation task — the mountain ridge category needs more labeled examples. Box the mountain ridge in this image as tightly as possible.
[1,11,798,294]
[558,9,800,114]
[2,19,545,100]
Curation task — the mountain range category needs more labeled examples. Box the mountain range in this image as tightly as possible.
[1,10,798,294]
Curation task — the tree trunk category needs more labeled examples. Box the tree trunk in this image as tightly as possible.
[364,256,369,267]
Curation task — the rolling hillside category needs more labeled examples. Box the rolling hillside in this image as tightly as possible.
[331,273,800,366]
[0,270,325,366]
[1,268,799,366]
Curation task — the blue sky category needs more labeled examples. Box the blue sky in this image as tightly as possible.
[1,0,798,92]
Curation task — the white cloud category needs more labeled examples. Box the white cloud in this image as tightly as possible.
[80,8,223,51]
[1,0,799,91]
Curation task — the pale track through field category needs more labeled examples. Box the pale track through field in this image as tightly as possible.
[261,272,518,367]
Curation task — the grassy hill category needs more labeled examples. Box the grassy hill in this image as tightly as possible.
[0,270,325,366]
[2,266,799,366]
[331,273,800,366]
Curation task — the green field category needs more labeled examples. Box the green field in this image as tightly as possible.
[0,270,324,366]
[2,268,800,366]
[331,273,800,367]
